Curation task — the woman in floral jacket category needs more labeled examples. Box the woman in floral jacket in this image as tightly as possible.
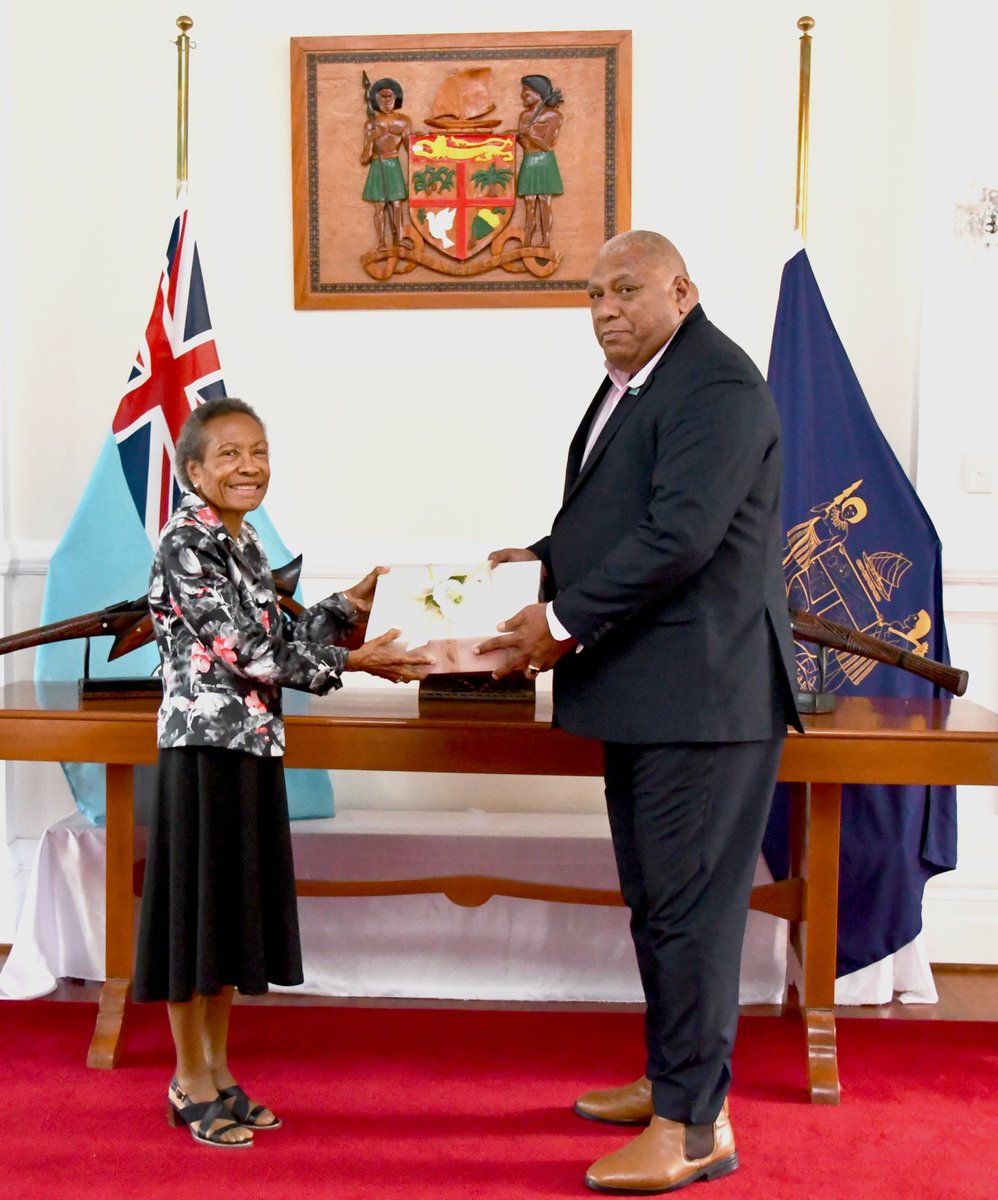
[133,397,431,1148]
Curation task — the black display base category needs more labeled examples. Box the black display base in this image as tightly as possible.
[796,690,836,714]
[79,677,163,701]
[418,673,535,702]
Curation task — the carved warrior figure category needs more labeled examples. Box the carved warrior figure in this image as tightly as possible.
[360,76,411,249]
[516,74,565,248]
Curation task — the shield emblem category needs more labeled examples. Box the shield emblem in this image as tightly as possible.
[408,132,516,260]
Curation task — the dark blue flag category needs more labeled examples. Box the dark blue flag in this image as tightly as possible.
[763,246,957,976]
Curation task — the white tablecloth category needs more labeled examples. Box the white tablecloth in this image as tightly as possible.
[0,810,936,1006]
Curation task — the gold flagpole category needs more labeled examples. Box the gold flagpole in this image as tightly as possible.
[175,15,193,195]
[795,16,814,239]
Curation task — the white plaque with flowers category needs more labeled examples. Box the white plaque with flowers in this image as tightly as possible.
[365,561,543,674]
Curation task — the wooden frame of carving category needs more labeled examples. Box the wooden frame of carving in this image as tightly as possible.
[290,30,631,309]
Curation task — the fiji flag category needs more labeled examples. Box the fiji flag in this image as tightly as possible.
[762,245,957,976]
[35,188,333,825]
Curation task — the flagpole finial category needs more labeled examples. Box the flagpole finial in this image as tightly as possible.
[797,16,814,34]
[177,15,193,35]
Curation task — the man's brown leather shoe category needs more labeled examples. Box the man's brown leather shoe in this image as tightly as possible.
[584,1100,737,1194]
[574,1076,654,1126]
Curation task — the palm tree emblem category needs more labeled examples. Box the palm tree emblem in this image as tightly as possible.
[471,162,515,196]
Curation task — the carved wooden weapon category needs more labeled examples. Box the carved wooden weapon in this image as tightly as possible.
[789,607,968,696]
[0,564,968,697]
[0,556,306,663]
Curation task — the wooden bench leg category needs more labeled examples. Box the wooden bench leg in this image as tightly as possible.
[799,781,842,1104]
[87,977,131,1069]
[88,763,134,1069]
[802,1007,839,1103]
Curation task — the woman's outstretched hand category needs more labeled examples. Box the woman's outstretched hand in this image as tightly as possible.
[345,627,434,683]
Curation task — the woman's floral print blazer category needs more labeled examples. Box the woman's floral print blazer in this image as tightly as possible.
[149,492,355,756]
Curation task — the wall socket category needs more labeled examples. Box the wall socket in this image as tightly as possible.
[965,454,994,494]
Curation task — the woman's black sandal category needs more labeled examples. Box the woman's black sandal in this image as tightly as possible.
[167,1079,254,1148]
[218,1083,282,1130]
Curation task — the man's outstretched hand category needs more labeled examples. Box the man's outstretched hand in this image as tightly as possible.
[475,602,574,680]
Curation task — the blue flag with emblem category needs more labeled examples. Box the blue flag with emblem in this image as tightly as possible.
[762,246,957,976]
[35,189,334,825]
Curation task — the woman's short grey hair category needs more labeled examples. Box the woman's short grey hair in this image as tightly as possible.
[175,397,266,490]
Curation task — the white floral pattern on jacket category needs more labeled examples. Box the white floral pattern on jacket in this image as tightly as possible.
[150,492,354,756]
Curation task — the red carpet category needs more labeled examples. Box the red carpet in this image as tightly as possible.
[1,1003,996,1199]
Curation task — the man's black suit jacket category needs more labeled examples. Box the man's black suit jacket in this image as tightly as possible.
[531,305,801,745]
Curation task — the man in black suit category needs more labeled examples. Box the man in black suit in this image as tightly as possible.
[478,230,801,1193]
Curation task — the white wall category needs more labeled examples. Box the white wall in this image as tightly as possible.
[916,0,998,964]
[1,0,995,960]
[0,0,17,930]
[3,0,927,556]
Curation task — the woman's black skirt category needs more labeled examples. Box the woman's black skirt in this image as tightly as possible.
[133,746,304,1003]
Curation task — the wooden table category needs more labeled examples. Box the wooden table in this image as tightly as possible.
[2,681,997,1103]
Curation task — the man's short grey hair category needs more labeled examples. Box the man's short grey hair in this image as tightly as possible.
[175,397,265,490]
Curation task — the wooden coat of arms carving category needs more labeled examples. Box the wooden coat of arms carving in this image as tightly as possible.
[290,31,632,309]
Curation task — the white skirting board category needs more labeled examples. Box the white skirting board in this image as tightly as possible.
[0,810,937,1006]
